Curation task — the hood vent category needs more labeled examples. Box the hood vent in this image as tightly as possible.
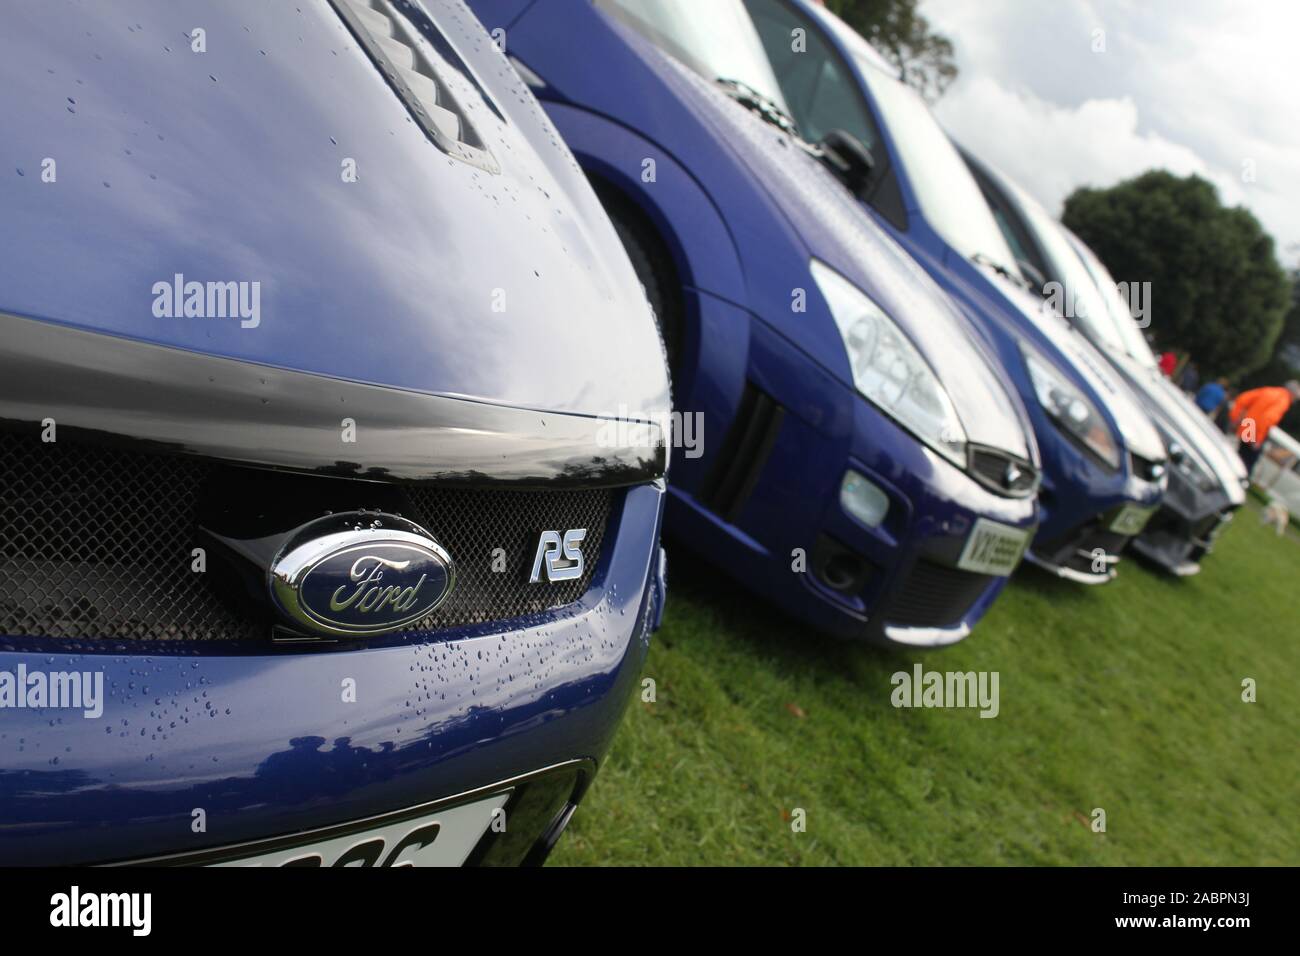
[329,0,498,172]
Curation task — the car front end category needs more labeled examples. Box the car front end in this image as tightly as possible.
[1107,360,1244,574]
[468,0,1040,647]
[0,0,669,866]
[960,148,1244,578]
[1064,232,1248,575]
[751,0,1168,584]
[969,272,1169,585]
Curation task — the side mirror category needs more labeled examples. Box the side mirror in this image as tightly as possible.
[818,129,876,197]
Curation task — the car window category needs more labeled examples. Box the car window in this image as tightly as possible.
[745,0,877,148]
[984,169,1125,345]
[966,157,1048,279]
[598,0,789,114]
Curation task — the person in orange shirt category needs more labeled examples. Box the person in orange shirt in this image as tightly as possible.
[1230,381,1300,472]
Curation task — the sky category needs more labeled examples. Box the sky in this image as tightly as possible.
[920,0,1300,268]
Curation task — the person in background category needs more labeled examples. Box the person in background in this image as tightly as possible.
[1196,376,1230,416]
[1178,360,1200,393]
[1158,350,1177,377]
[1229,380,1300,473]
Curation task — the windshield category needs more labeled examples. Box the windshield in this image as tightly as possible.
[858,60,1019,274]
[599,0,789,113]
[995,173,1123,348]
[847,52,1020,274]
[1068,234,1159,368]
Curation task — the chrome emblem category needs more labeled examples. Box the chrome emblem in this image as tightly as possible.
[270,512,454,636]
[529,529,587,583]
[1004,462,1023,488]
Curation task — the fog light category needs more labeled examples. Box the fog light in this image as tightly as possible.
[841,470,889,527]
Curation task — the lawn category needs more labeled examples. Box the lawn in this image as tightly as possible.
[552,502,1299,865]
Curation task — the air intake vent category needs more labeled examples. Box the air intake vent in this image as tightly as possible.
[330,0,498,172]
[700,384,785,522]
[886,560,994,629]
[968,445,1038,498]
[1129,451,1166,483]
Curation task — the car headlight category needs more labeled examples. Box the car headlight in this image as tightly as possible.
[1020,344,1120,469]
[810,260,966,467]
[1167,439,1217,492]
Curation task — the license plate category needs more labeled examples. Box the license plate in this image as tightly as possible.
[210,792,510,867]
[956,518,1030,576]
[1109,504,1156,536]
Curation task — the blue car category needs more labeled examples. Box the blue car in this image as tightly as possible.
[961,149,1248,575]
[747,0,1170,584]
[0,0,669,865]
[472,0,1040,646]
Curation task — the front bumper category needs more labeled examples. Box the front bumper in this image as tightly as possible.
[1128,471,1237,575]
[0,476,664,867]
[1023,411,1165,585]
[1026,503,1154,584]
[666,297,1037,647]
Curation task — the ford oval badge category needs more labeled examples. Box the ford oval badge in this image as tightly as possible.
[270,512,454,636]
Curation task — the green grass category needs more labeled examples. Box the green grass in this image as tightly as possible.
[551,502,1299,865]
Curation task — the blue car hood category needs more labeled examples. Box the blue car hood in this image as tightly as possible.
[981,269,1168,465]
[0,0,669,420]
[641,47,1033,463]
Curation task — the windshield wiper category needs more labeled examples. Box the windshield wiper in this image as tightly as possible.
[714,77,802,140]
[971,252,1030,290]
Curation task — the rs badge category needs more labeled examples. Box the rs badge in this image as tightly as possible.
[530,528,587,583]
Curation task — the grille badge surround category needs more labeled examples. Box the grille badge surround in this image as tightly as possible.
[270,512,455,636]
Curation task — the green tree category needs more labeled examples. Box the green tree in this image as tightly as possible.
[824,0,957,102]
[1061,171,1289,379]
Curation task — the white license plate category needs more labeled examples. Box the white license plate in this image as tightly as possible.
[211,792,510,867]
[956,518,1030,576]
[1109,504,1156,536]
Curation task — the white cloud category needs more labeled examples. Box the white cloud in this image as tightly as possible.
[935,76,1245,215]
[921,0,1300,266]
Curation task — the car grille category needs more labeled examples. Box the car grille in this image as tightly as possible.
[885,560,994,629]
[968,446,1038,497]
[0,433,612,642]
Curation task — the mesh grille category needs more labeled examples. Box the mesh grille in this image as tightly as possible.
[885,560,994,629]
[0,434,612,642]
[404,485,610,630]
[0,439,251,641]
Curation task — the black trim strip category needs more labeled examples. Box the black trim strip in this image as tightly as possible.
[0,313,665,488]
[701,384,785,522]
